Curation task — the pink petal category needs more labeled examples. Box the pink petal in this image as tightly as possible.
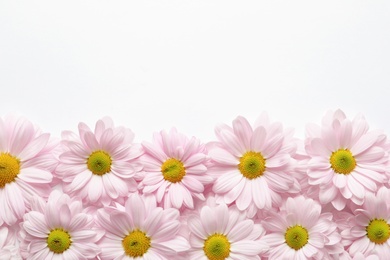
[19,167,53,184]
[235,181,252,211]
[309,138,330,156]
[200,206,217,236]
[215,204,229,233]
[350,133,378,156]
[184,153,206,167]
[143,208,163,237]
[142,142,167,163]
[213,170,242,193]
[333,174,347,189]
[88,176,103,203]
[230,240,265,255]
[348,175,365,199]
[228,219,254,242]
[8,118,34,156]
[18,133,50,161]
[188,216,207,239]
[127,194,146,227]
[338,120,352,148]
[224,177,245,204]
[69,213,89,231]
[218,130,245,157]
[4,183,25,218]
[263,134,283,158]
[169,183,184,209]
[181,176,204,193]
[232,116,253,150]
[24,212,49,238]
[82,131,100,151]
[208,148,238,166]
[250,126,266,152]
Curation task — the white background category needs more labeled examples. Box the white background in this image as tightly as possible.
[1,1,389,143]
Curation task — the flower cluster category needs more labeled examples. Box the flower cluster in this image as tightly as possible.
[1,110,389,259]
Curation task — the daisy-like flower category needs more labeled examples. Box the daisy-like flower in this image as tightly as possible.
[262,196,343,260]
[96,193,190,259]
[55,117,143,206]
[342,187,390,259]
[0,226,21,259]
[208,114,299,216]
[139,128,213,209]
[0,116,57,226]
[19,190,101,259]
[187,203,268,260]
[305,109,388,210]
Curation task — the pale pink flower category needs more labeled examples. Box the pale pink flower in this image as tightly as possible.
[305,109,388,210]
[0,116,57,226]
[96,193,190,259]
[0,226,21,259]
[262,196,343,259]
[187,203,268,260]
[341,187,390,259]
[139,128,213,209]
[19,190,101,259]
[55,117,143,206]
[208,114,300,217]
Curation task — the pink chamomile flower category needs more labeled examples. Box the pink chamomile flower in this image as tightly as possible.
[19,190,101,259]
[341,187,390,259]
[96,193,190,259]
[262,195,343,260]
[208,114,300,217]
[0,116,57,226]
[55,117,143,206]
[187,202,268,260]
[139,128,213,209]
[305,109,389,210]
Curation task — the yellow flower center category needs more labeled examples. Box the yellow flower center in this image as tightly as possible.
[330,149,356,175]
[285,225,309,250]
[203,234,231,260]
[238,151,266,179]
[87,150,112,175]
[122,230,151,257]
[161,158,186,183]
[366,219,390,244]
[47,228,72,254]
[0,152,21,188]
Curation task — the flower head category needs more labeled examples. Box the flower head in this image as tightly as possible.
[262,196,343,259]
[305,109,388,210]
[0,116,57,225]
[342,187,390,258]
[19,190,101,259]
[208,114,300,216]
[139,128,213,209]
[96,193,190,259]
[55,117,143,206]
[187,203,268,259]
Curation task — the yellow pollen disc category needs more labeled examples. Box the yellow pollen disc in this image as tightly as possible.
[203,233,231,260]
[87,150,112,176]
[366,219,390,244]
[285,225,309,250]
[238,151,266,179]
[0,152,21,188]
[161,158,186,183]
[330,149,356,175]
[47,228,72,254]
[122,230,151,257]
